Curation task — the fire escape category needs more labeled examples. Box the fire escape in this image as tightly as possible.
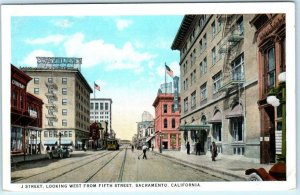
[45,73,58,126]
[217,14,245,92]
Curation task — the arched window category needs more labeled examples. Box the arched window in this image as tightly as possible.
[172,118,176,128]
[201,115,207,125]
[164,118,168,128]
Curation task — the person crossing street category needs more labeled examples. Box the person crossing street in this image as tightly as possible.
[142,144,148,159]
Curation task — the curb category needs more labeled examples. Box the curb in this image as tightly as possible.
[153,151,247,181]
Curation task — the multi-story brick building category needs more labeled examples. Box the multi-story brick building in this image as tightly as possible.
[250,14,286,163]
[11,64,43,156]
[153,91,181,150]
[21,57,93,152]
[172,14,260,162]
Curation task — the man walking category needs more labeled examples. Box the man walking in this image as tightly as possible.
[142,144,148,159]
[186,141,190,155]
[196,142,200,155]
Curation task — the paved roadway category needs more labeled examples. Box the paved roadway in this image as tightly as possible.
[11,147,229,183]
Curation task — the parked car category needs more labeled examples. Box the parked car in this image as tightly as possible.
[48,146,71,159]
[245,162,286,181]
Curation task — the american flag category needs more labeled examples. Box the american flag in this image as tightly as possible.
[94,83,100,91]
[165,64,174,78]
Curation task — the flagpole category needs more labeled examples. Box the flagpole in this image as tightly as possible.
[165,62,167,95]
[94,81,96,99]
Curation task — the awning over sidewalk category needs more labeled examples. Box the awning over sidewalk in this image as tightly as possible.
[226,104,243,119]
[208,111,222,123]
[61,140,72,145]
[145,136,155,142]
[44,140,57,145]
[179,125,210,131]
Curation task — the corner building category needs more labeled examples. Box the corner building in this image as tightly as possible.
[21,57,93,152]
[172,15,260,162]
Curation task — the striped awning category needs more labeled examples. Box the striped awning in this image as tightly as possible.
[145,136,155,142]
[179,125,210,131]
[61,140,72,145]
[44,140,57,145]
[208,111,222,123]
[226,104,243,119]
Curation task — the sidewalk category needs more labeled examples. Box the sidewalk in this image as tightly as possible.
[152,149,274,181]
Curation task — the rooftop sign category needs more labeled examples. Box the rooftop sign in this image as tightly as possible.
[36,57,82,71]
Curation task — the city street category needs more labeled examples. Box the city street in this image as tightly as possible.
[11,147,231,183]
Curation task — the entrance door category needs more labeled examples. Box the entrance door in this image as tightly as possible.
[162,141,168,149]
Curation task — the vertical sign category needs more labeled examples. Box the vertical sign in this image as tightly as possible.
[173,76,179,111]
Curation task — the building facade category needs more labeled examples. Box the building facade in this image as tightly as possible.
[250,14,286,164]
[172,14,260,161]
[21,57,93,152]
[153,92,181,150]
[90,98,113,138]
[11,65,43,156]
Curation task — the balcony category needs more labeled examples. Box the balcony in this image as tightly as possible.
[218,73,245,92]
[45,92,57,99]
[218,29,244,54]
[45,81,57,89]
[45,114,57,120]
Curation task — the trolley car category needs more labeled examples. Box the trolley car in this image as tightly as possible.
[106,138,119,150]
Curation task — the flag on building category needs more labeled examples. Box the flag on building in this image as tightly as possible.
[165,64,174,78]
[94,83,100,91]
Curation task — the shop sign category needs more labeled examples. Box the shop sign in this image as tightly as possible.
[12,80,25,89]
[29,110,37,118]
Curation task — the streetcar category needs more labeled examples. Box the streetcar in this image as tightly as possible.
[106,138,119,150]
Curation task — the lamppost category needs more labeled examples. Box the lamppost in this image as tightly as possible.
[58,132,62,147]
[266,72,286,162]
[159,132,163,153]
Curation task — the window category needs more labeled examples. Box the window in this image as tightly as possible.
[62,119,67,126]
[13,92,17,108]
[200,58,207,76]
[164,118,168,128]
[172,104,175,113]
[163,104,168,113]
[62,109,67,115]
[231,54,244,81]
[186,78,189,90]
[62,88,67,95]
[217,19,222,33]
[200,83,207,101]
[62,99,67,105]
[34,78,39,84]
[212,21,216,38]
[100,103,104,110]
[69,131,72,137]
[183,80,186,90]
[48,120,53,126]
[105,103,109,110]
[191,91,196,109]
[213,122,222,141]
[213,71,222,94]
[236,17,244,35]
[48,78,53,83]
[193,69,196,83]
[212,47,216,65]
[231,117,244,142]
[203,34,207,49]
[199,39,203,53]
[62,78,67,84]
[49,131,53,137]
[190,49,196,65]
[184,97,188,112]
[44,131,48,137]
[95,103,99,110]
[90,103,94,110]
[217,41,223,60]
[190,72,193,86]
[266,47,275,88]
[172,118,176,128]
[34,88,39,95]
[183,63,186,75]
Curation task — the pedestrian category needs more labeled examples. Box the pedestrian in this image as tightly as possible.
[196,142,201,155]
[131,144,134,152]
[211,141,217,161]
[186,141,190,155]
[142,144,148,159]
[151,144,154,151]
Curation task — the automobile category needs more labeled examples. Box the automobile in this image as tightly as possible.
[48,145,71,159]
[245,162,286,181]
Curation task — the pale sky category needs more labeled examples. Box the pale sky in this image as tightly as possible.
[11,16,183,140]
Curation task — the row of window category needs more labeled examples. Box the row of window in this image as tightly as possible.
[90,112,109,115]
[163,104,176,113]
[44,130,72,138]
[90,102,110,110]
[34,77,68,85]
[34,87,68,95]
[91,116,109,119]
[163,118,177,129]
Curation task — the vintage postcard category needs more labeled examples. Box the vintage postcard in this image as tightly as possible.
[1,2,296,193]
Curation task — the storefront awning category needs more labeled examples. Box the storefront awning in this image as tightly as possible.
[208,112,222,123]
[44,140,57,145]
[61,140,73,145]
[145,136,155,142]
[179,125,210,131]
[225,104,243,119]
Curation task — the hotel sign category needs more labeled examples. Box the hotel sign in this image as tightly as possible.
[12,80,25,89]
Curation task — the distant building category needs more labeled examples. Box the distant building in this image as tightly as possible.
[153,90,181,150]
[142,111,153,122]
[90,98,113,138]
[11,64,43,156]
[21,57,93,152]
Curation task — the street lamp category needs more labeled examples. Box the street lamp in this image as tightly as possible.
[58,132,62,147]
[159,132,163,153]
[267,72,286,162]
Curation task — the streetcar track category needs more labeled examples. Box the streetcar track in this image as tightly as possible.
[117,148,127,182]
[84,150,123,183]
[12,151,114,183]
